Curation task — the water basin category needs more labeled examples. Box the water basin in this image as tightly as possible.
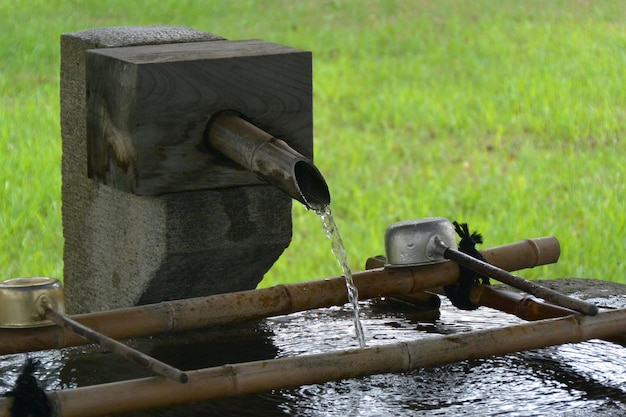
[1,293,625,416]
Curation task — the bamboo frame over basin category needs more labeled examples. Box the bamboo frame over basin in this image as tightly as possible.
[0,307,624,417]
[0,237,560,355]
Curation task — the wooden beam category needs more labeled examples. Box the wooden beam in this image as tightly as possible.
[86,39,313,195]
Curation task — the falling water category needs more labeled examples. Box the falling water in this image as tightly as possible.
[316,205,366,348]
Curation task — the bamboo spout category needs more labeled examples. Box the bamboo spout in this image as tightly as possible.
[207,111,330,210]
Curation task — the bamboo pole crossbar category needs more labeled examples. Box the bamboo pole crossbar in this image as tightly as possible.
[0,237,560,355]
[468,284,579,320]
[1,307,624,417]
[468,284,626,345]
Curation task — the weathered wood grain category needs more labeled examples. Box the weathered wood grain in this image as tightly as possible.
[62,27,299,313]
[86,39,313,195]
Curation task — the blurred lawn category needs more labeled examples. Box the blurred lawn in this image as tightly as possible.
[0,0,624,286]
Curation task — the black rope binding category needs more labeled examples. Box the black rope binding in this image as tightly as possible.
[3,358,52,417]
[443,221,491,310]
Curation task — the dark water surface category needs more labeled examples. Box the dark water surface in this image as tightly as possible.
[1,298,625,416]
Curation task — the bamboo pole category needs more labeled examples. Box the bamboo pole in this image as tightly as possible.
[468,284,579,321]
[365,247,624,344]
[208,111,330,210]
[0,237,560,355]
[0,307,623,417]
[364,256,441,308]
[468,284,626,345]
[43,308,188,383]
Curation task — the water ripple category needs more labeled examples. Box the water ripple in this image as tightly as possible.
[1,298,625,416]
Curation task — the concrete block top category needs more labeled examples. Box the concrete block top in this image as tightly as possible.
[64,25,224,48]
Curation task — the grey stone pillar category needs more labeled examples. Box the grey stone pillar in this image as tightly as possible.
[60,27,309,313]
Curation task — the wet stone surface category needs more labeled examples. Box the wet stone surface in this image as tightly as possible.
[536,278,626,310]
[1,278,625,416]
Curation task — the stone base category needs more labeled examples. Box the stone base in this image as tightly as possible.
[535,278,626,310]
[61,27,294,313]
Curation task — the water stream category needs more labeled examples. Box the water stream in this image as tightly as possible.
[316,205,366,348]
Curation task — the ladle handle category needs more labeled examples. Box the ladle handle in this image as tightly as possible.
[43,308,188,383]
[439,245,598,316]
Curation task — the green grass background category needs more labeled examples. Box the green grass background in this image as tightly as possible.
[1,1,624,287]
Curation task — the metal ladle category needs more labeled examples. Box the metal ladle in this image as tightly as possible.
[0,277,188,383]
[429,236,598,316]
[384,218,598,316]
